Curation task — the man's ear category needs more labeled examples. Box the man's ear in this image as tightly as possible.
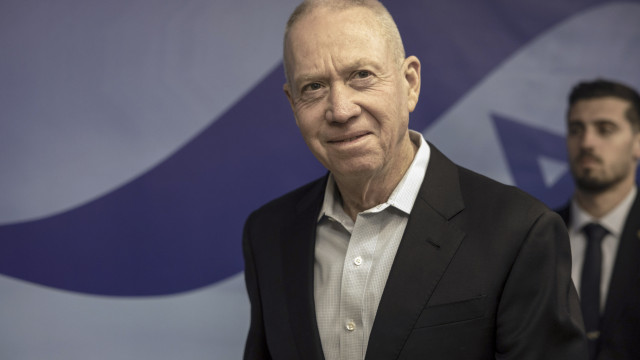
[403,55,421,112]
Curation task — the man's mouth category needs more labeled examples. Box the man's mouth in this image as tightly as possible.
[576,153,601,164]
[328,132,369,144]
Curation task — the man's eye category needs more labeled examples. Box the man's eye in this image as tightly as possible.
[568,125,582,136]
[303,83,322,92]
[354,70,371,79]
[597,123,617,135]
[599,127,614,135]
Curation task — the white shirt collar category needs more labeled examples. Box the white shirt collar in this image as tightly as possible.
[570,186,637,237]
[318,130,430,222]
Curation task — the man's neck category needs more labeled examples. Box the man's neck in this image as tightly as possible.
[575,178,636,218]
[335,138,418,221]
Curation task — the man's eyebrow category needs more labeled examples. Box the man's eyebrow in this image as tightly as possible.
[291,59,384,88]
[343,58,382,72]
[568,118,618,126]
[593,118,618,125]
[294,74,322,85]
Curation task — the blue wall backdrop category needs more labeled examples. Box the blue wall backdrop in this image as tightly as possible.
[1,0,639,358]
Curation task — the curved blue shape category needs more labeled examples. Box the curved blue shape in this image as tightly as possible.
[0,0,618,296]
[0,65,325,296]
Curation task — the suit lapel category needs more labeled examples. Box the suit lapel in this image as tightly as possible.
[366,144,466,360]
[601,193,640,333]
[281,177,327,360]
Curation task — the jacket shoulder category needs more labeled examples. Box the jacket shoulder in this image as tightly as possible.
[456,166,555,221]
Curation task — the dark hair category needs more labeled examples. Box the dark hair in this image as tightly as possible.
[568,79,640,132]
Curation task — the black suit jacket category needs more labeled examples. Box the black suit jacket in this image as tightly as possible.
[244,144,587,359]
[556,192,640,360]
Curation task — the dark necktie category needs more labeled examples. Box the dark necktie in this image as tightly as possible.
[581,223,608,359]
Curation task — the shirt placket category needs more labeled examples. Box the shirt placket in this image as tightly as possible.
[339,212,380,359]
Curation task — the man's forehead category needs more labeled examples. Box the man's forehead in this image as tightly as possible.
[283,4,396,85]
[568,98,632,124]
[286,11,387,64]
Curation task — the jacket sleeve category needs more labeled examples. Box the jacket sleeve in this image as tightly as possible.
[242,213,273,360]
[495,210,588,359]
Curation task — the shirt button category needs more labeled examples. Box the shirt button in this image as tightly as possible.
[354,256,363,266]
[346,321,356,331]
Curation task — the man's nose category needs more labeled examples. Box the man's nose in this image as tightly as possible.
[325,84,360,123]
[580,128,599,148]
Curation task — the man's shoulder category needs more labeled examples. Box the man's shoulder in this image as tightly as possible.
[456,165,554,218]
[425,142,545,210]
[457,166,539,203]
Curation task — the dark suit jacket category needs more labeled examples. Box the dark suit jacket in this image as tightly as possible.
[243,144,587,359]
[556,192,640,360]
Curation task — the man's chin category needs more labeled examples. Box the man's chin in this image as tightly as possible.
[574,177,613,194]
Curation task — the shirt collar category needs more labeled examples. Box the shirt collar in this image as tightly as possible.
[318,130,430,222]
[570,186,637,237]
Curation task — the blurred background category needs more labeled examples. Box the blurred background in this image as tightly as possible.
[1,0,639,358]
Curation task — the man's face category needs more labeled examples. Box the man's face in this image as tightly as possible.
[567,97,640,193]
[283,7,420,179]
